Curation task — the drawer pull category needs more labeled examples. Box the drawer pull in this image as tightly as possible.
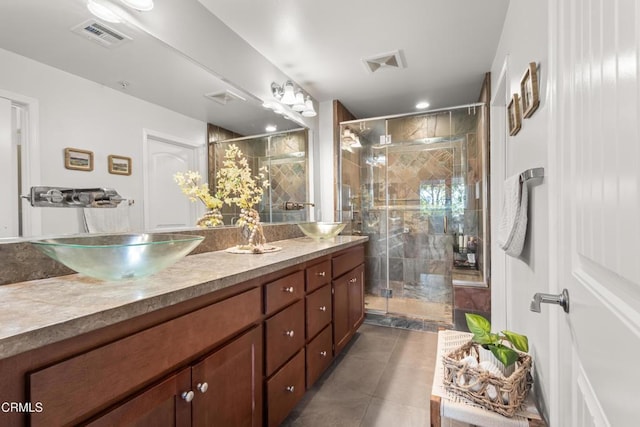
[316,271,326,277]
[349,277,357,283]
[283,286,295,293]
[284,330,295,337]
[181,391,195,402]
[320,351,327,357]
[319,306,327,312]
[285,385,295,393]
[197,382,209,393]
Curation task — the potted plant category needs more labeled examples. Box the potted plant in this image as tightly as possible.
[465,313,529,368]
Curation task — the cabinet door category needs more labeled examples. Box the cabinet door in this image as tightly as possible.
[332,274,350,355]
[85,368,191,427]
[348,264,365,331]
[191,326,262,427]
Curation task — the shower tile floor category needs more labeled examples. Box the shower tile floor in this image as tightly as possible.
[364,295,453,325]
[282,323,470,427]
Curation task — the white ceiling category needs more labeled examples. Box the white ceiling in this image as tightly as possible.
[0,0,510,133]
[199,0,510,118]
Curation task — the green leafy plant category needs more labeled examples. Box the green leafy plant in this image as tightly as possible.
[465,313,529,368]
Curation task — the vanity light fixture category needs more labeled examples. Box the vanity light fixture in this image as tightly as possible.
[87,0,123,23]
[270,81,317,117]
[120,0,154,11]
[301,96,317,117]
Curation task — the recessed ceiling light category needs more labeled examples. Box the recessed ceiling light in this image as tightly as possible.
[416,101,430,109]
[120,0,154,11]
[265,124,277,132]
[87,0,122,23]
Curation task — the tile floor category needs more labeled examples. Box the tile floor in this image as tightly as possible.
[282,323,470,427]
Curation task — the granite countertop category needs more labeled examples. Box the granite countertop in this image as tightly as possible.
[0,236,367,360]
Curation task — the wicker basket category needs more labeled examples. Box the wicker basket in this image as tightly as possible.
[442,340,532,417]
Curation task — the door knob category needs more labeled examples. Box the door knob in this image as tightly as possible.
[530,289,570,313]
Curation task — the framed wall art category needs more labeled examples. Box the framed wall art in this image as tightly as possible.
[64,148,94,171]
[520,62,540,118]
[108,155,132,176]
[508,93,522,136]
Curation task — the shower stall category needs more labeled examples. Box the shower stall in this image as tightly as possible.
[338,103,488,328]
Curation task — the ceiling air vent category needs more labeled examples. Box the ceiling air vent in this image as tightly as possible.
[204,90,247,105]
[71,19,131,48]
[362,49,406,73]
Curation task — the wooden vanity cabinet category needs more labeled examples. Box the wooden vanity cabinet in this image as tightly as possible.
[332,247,365,355]
[29,287,262,427]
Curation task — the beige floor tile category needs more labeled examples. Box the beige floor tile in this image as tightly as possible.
[361,397,429,427]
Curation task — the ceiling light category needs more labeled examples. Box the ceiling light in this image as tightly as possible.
[416,101,430,109]
[87,0,123,23]
[120,0,154,11]
[301,96,317,117]
[265,124,277,132]
[292,91,306,112]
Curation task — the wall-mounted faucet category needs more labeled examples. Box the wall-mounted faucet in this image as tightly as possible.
[282,201,315,211]
[22,186,127,208]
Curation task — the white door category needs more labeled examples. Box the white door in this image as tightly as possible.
[143,131,203,231]
[550,0,640,425]
[0,97,16,237]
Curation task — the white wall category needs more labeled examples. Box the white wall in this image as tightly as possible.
[0,48,206,236]
[489,1,551,420]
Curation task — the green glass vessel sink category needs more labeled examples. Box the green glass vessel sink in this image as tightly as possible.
[297,222,346,239]
[31,233,204,281]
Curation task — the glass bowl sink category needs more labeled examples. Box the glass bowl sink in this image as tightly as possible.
[31,233,204,281]
[297,222,346,239]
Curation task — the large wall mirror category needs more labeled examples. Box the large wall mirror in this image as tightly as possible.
[0,0,310,239]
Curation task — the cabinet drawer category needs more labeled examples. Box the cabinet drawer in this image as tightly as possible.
[265,300,305,376]
[305,284,332,339]
[331,245,365,279]
[305,259,331,292]
[267,349,305,427]
[264,270,304,316]
[306,325,333,388]
[29,287,261,427]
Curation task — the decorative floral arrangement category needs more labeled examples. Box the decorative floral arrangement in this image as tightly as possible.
[173,170,224,227]
[216,144,270,251]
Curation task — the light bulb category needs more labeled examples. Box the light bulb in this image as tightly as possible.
[120,0,154,11]
[302,96,317,117]
[292,91,306,112]
[87,0,123,23]
[280,81,297,105]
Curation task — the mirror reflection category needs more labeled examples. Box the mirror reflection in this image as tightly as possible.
[0,0,308,239]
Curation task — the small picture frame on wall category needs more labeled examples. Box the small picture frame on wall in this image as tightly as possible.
[108,155,132,176]
[520,62,540,118]
[508,93,522,136]
[64,147,94,171]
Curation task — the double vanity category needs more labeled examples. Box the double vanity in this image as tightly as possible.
[0,235,367,426]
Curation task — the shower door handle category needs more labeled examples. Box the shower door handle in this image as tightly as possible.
[443,216,448,234]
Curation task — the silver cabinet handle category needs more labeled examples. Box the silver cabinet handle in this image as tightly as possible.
[283,286,295,293]
[319,306,327,312]
[181,391,194,402]
[530,289,570,313]
[349,277,357,283]
[316,271,326,277]
[285,385,295,393]
[320,351,327,357]
[197,382,209,393]
[284,330,295,337]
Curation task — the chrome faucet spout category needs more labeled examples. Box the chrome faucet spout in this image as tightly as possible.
[23,186,127,208]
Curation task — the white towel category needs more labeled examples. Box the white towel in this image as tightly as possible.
[498,174,528,257]
[82,203,131,233]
